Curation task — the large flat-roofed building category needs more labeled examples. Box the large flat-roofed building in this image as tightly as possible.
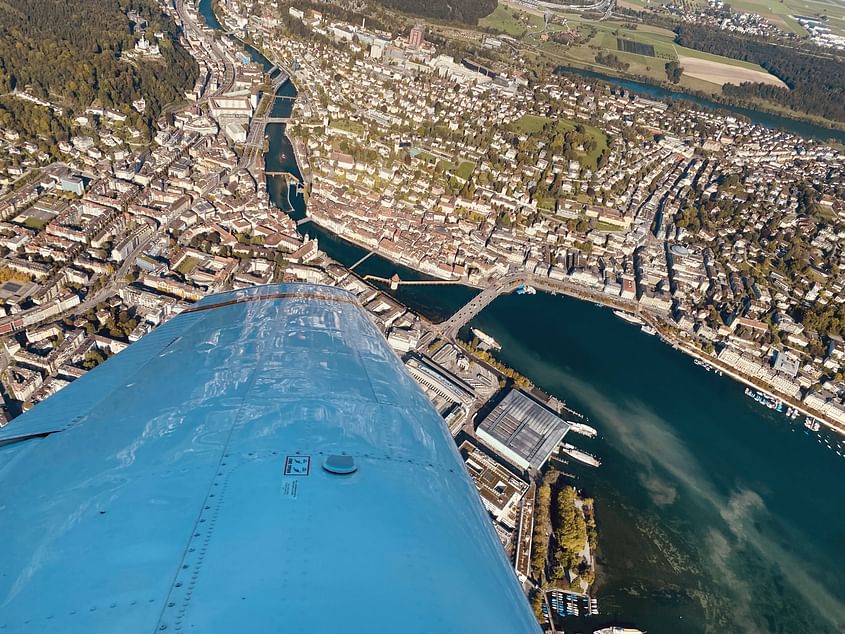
[404,353,475,411]
[460,440,528,537]
[476,389,570,471]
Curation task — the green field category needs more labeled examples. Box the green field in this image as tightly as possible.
[482,1,787,95]
[510,114,607,170]
[437,159,476,180]
[22,217,49,230]
[415,149,437,164]
[478,4,532,36]
[175,256,200,275]
[329,119,365,135]
[621,0,845,35]
[510,114,551,134]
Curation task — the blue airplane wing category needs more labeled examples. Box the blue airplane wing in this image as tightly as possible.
[0,283,540,633]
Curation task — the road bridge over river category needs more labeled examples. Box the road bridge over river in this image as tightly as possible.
[432,273,644,340]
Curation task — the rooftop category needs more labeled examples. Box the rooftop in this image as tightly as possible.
[476,389,570,471]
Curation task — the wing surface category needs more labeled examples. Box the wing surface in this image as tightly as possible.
[0,283,540,633]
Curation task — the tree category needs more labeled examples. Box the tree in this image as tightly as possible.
[665,60,683,84]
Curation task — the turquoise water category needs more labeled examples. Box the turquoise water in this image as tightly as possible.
[198,3,845,630]
[468,294,845,633]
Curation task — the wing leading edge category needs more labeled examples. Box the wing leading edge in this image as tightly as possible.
[0,283,541,633]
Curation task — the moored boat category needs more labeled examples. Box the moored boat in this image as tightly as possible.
[569,422,598,438]
[612,309,644,326]
[561,442,601,467]
[470,328,501,351]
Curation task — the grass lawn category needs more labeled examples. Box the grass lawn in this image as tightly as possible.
[478,4,532,37]
[329,119,365,135]
[595,220,625,232]
[415,150,437,164]
[509,115,607,170]
[437,159,476,180]
[22,217,49,230]
[510,114,550,134]
[175,256,200,275]
[455,160,476,180]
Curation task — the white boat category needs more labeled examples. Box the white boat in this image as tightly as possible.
[470,328,501,351]
[594,628,645,634]
[641,324,657,336]
[561,442,601,467]
[612,309,644,326]
[569,422,598,438]
[515,284,537,295]
[804,417,821,432]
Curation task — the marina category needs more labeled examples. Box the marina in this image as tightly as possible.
[544,589,599,625]
[693,358,723,376]
[744,387,784,412]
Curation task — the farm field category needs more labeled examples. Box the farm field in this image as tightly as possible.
[486,1,786,95]
[677,55,788,87]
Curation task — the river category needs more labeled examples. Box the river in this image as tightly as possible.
[554,66,845,146]
[197,2,845,631]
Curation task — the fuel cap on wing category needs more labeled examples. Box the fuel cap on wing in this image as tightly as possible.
[322,454,358,475]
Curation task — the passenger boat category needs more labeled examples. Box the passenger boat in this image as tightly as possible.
[470,328,501,351]
[561,443,601,467]
[569,422,598,438]
[612,309,644,326]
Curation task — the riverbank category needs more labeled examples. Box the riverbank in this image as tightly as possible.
[650,319,845,437]
[301,213,466,282]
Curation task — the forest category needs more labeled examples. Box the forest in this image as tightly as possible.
[674,25,845,123]
[375,0,496,24]
[0,0,198,143]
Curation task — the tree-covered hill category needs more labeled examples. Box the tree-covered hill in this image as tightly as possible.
[0,0,197,135]
[373,0,497,25]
